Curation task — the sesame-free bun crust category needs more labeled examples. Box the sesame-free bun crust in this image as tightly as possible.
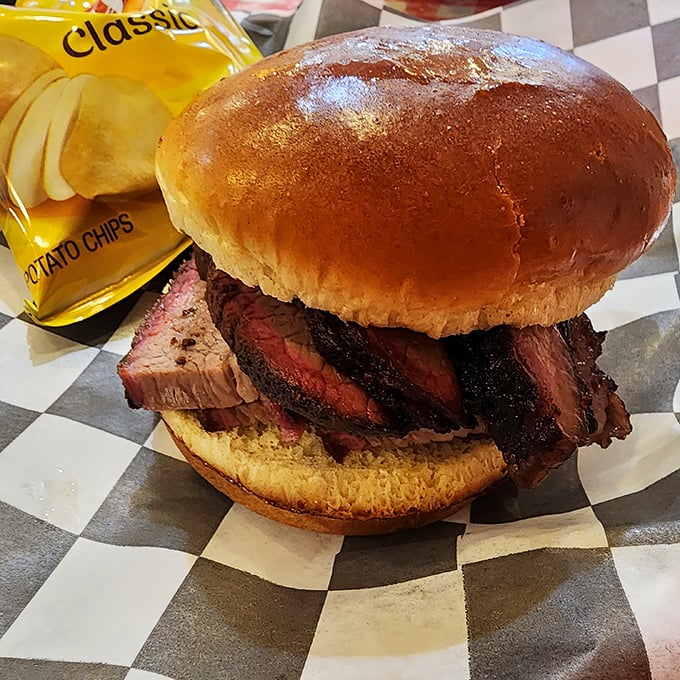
[156,25,676,337]
[161,410,507,534]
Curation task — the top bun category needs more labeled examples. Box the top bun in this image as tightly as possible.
[156,25,676,337]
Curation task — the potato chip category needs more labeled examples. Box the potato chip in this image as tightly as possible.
[0,36,61,121]
[7,77,68,208]
[0,69,65,204]
[43,74,95,202]
[60,75,173,199]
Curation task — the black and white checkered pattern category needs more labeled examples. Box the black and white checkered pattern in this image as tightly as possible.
[1,0,679,678]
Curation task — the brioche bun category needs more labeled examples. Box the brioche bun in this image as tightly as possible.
[162,410,507,534]
[156,25,675,338]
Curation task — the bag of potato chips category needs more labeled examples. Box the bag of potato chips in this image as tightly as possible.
[0,0,260,325]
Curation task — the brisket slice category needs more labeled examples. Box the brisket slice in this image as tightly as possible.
[198,400,306,442]
[164,248,632,489]
[557,316,632,447]
[193,246,213,281]
[305,309,475,432]
[318,427,484,463]
[118,258,258,411]
[204,265,402,437]
[446,316,631,488]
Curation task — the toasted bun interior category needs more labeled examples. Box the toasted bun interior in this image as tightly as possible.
[156,25,676,337]
[161,410,507,534]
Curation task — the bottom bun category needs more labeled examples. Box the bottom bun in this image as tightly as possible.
[161,410,508,535]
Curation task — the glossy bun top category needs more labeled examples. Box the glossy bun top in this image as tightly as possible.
[157,25,676,336]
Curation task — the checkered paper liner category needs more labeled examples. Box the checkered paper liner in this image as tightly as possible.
[1,0,679,678]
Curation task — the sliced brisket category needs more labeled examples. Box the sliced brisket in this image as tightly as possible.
[447,316,631,488]
[306,309,474,432]
[197,403,269,432]
[557,316,632,447]
[197,399,306,442]
[318,426,485,463]
[118,258,258,411]
[127,250,631,491]
[204,265,402,437]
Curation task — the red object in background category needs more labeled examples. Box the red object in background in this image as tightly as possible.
[387,0,518,20]
[222,0,518,19]
[221,0,300,12]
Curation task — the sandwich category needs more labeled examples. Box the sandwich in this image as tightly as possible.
[118,25,676,534]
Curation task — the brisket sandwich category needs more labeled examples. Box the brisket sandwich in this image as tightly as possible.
[118,25,676,534]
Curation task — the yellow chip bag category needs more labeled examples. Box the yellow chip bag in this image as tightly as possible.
[0,0,260,325]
